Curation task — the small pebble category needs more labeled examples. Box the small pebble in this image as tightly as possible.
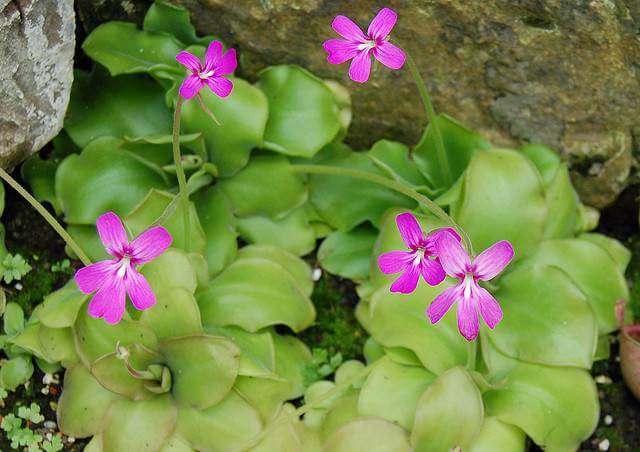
[41,387,50,395]
[604,415,613,425]
[42,373,55,385]
[595,375,613,384]
[599,438,610,451]
[44,421,57,430]
[312,268,322,281]
[615,355,621,362]
[68,436,76,443]
[46,432,53,440]
[14,283,22,290]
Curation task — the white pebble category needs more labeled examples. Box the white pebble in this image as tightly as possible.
[44,421,56,430]
[312,268,322,281]
[604,415,613,425]
[41,387,49,395]
[42,373,54,385]
[599,438,610,451]
[67,437,75,443]
[595,375,613,384]
[14,283,22,290]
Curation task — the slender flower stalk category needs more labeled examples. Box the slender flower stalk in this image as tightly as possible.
[404,52,453,187]
[171,97,191,250]
[291,164,474,255]
[0,167,92,266]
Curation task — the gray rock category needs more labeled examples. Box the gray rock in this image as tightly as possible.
[176,0,640,208]
[0,0,75,169]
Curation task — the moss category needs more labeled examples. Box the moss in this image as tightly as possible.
[299,273,367,361]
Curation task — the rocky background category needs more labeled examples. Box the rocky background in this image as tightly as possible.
[16,0,640,209]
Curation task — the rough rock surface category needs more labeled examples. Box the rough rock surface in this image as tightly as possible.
[175,0,640,208]
[76,0,640,208]
[0,0,75,169]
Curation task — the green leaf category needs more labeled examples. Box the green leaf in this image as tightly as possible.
[192,187,238,277]
[9,323,46,359]
[38,326,78,366]
[21,154,61,213]
[181,78,268,176]
[358,356,436,429]
[102,395,177,452]
[38,282,88,328]
[125,189,206,254]
[323,419,412,452]
[0,355,33,390]
[318,225,377,280]
[517,238,629,334]
[205,325,276,377]
[272,332,312,399]
[579,233,631,274]
[160,335,239,410]
[198,256,316,332]
[469,417,526,452]
[236,245,314,296]
[410,367,484,452]
[237,206,316,257]
[140,249,198,296]
[368,140,429,189]
[308,149,416,230]
[122,133,204,167]
[542,163,581,239]
[483,346,599,451]
[65,70,172,148]
[3,302,25,336]
[519,144,561,186]
[139,287,202,340]
[83,22,183,77]
[367,283,468,374]
[413,114,491,192]
[90,343,164,400]
[218,155,307,219]
[451,149,547,257]
[491,265,597,368]
[175,391,262,451]
[257,65,340,157]
[143,0,211,46]
[73,307,158,366]
[55,136,168,224]
[234,375,291,422]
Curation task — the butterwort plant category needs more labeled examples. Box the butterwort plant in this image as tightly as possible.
[74,212,172,324]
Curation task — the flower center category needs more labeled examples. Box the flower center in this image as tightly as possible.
[198,70,214,79]
[462,273,474,299]
[357,40,377,51]
[117,256,131,279]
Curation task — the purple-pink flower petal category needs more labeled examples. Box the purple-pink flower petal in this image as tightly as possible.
[390,264,420,294]
[434,231,470,278]
[176,51,201,72]
[130,226,172,265]
[427,227,461,246]
[88,279,126,325]
[75,260,117,294]
[427,284,462,324]
[473,282,503,329]
[125,269,156,311]
[179,75,204,99]
[204,41,224,71]
[323,39,360,64]
[420,258,446,286]
[332,15,367,42]
[206,77,234,98]
[96,212,129,257]
[473,240,514,281]
[378,250,413,274]
[396,212,424,250]
[374,41,406,70]
[348,49,373,83]
[367,7,398,40]
[216,49,237,75]
[457,290,480,341]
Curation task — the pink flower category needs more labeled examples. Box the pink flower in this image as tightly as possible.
[427,232,514,341]
[378,212,461,294]
[323,7,406,83]
[176,40,237,99]
[74,212,172,325]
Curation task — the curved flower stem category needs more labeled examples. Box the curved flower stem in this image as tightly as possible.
[0,168,92,266]
[466,340,477,370]
[404,52,453,187]
[172,96,191,249]
[291,164,474,256]
[231,358,383,451]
